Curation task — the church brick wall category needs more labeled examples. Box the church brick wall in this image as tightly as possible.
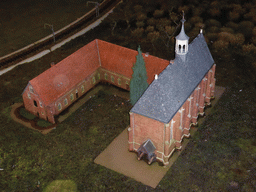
[128,65,216,165]
[129,113,165,160]
[23,68,132,124]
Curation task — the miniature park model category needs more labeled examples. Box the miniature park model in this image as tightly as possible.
[22,16,216,165]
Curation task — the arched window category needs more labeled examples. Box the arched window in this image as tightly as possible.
[64,98,68,106]
[178,44,181,52]
[111,76,115,83]
[92,76,96,84]
[70,93,74,101]
[58,103,62,111]
[183,45,186,53]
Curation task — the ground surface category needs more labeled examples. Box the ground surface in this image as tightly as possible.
[0,0,256,191]
[0,0,95,57]
[94,86,226,188]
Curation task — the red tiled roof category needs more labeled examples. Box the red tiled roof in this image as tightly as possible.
[30,40,101,106]
[28,39,169,106]
[97,40,169,83]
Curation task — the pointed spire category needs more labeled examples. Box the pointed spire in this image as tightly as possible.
[175,11,189,58]
[176,11,189,41]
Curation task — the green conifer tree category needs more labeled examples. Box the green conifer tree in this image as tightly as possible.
[130,46,148,105]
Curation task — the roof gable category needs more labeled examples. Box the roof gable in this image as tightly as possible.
[131,33,215,123]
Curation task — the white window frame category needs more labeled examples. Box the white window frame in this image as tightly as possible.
[58,103,62,111]
[64,98,68,106]
[70,93,74,101]
[92,76,96,84]
[111,76,115,83]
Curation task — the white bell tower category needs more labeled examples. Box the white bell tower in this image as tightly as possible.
[175,12,189,57]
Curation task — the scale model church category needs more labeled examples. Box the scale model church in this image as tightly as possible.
[22,16,215,165]
[128,17,216,165]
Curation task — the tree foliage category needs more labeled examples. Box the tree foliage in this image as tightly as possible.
[130,46,148,105]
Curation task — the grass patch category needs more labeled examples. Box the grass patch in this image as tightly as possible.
[1,1,256,190]
[44,180,77,192]
[19,107,36,120]
[37,119,53,128]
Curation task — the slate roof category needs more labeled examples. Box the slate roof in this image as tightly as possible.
[27,39,169,106]
[131,33,215,124]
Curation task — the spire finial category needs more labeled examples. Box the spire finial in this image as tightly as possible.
[181,10,186,23]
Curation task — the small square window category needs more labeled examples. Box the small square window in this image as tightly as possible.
[39,101,43,108]
[104,73,108,80]
[27,92,31,99]
[118,78,121,85]
[81,85,85,93]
